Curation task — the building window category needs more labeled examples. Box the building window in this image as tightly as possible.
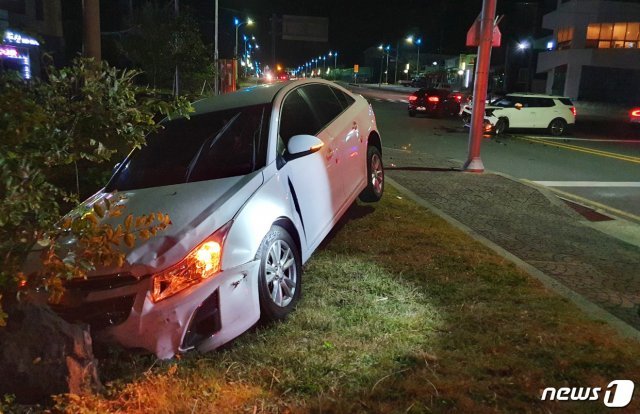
[34,0,43,21]
[586,22,640,49]
[556,27,574,49]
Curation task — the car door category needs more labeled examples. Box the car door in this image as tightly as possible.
[330,86,365,200]
[277,86,344,249]
[505,96,533,128]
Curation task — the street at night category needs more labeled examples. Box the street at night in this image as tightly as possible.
[2,0,640,412]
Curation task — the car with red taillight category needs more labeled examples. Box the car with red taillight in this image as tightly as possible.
[408,88,462,117]
[630,107,640,124]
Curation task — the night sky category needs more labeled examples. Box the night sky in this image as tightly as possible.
[99,0,561,69]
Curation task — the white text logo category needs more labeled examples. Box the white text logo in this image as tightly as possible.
[541,380,634,408]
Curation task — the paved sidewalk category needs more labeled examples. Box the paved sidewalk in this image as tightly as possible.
[383,148,640,333]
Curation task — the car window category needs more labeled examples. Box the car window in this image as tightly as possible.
[300,84,344,128]
[279,89,321,145]
[535,98,556,107]
[332,87,355,109]
[559,98,574,106]
[493,97,517,108]
[106,104,270,191]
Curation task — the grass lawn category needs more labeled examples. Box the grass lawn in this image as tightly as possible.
[56,185,640,413]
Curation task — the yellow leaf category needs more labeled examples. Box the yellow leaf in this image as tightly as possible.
[86,213,98,225]
[135,216,144,228]
[117,254,125,268]
[124,233,135,248]
[140,229,151,240]
[124,214,133,231]
[157,213,164,223]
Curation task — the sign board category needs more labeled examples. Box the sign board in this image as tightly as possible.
[466,15,501,47]
[354,64,359,73]
[282,15,329,42]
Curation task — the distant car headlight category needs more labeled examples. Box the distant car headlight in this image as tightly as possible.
[151,221,233,302]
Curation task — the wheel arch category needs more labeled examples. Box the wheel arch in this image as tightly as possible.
[272,217,302,258]
[368,130,382,154]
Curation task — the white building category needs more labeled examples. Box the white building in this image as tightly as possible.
[537,0,640,103]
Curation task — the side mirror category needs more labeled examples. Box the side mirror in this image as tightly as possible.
[285,135,324,161]
[515,103,523,110]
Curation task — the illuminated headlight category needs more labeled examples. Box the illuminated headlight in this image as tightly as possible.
[151,221,232,302]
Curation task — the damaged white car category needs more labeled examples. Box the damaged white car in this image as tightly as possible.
[37,79,384,359]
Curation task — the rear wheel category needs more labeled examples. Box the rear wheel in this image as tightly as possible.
[359,146,384,202]
[257,226,301,322]
[548,118,567,136]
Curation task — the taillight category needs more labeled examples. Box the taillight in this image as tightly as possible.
[454,95,462,102]
[428,96,440,103]
[570,107,577,117]
[631,109,640,117]
[409,95,418,102]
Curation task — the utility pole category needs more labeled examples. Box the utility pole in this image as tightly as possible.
[271,14,277,69]
[464,0,498,173]
[173,0,180,96]
[82,0,101,62]
[394,40,399,84]
[214,0,219,95]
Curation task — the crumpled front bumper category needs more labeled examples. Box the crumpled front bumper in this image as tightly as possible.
[62,260,261,359]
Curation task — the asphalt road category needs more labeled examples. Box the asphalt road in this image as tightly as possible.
[346,84,640,220]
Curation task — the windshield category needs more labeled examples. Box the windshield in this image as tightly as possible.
[106,104,271,191]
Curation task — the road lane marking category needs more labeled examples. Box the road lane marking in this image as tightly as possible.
[522,136,640,143]
[516,137,640,164]
[523,180,640,223]
[532,181,640,187]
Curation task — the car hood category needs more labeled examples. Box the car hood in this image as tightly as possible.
[53,172,263,278]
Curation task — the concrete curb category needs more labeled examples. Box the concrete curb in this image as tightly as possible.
[387,176,640,342]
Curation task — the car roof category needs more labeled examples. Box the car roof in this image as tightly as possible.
[190,82,288,115]
[188,79,345,116]
[505,92,571,99]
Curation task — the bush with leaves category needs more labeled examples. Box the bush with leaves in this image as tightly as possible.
[0,58,192,325]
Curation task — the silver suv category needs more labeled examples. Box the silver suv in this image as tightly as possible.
[461,93,576,136]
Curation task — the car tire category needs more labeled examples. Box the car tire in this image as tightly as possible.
[494,118,508,135]
[461,113,471,126]
[359,145,384,202]
[256,225,302,322]
[408,110,416,117]
[548,118,567,136]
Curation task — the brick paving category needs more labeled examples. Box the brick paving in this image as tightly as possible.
[384,148,640,330]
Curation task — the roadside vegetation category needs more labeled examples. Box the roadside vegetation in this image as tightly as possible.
[54,186,640,413]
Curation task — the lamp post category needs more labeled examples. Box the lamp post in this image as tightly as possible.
[329,51,338,68]
[406,36,422,78]
[234,17,253,58]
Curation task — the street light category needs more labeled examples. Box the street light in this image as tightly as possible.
[329,51,338,68]
[234,17,253,58]
[406,36,422,77]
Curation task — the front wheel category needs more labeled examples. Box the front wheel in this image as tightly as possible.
[359,146,384,202]
[256,226,302,322]
[494,118,508,135]
[548,118,567,136]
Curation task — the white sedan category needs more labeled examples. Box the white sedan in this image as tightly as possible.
[48,79,384,359]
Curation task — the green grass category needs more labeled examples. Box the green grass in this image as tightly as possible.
[55,186,640,413]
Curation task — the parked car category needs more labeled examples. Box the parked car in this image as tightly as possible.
[34,79,384,359]
[460,93,576,136]
[410,77,428,88]
[630,107,640,124]
[408,88,464,117]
